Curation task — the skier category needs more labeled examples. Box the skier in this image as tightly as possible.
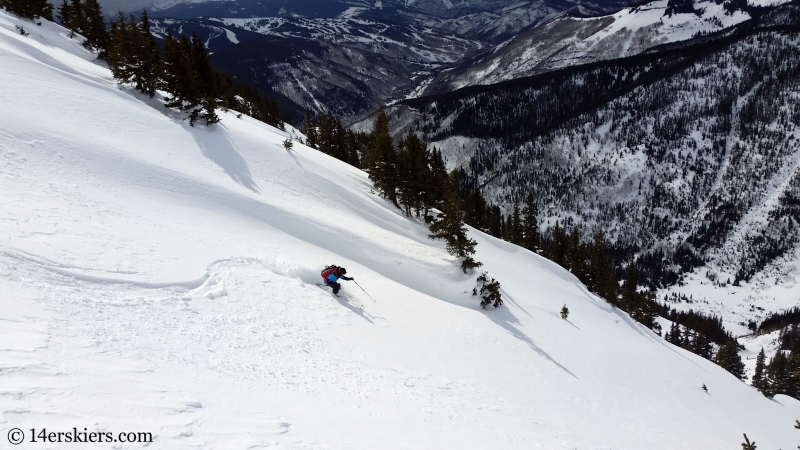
[320,265,353,295]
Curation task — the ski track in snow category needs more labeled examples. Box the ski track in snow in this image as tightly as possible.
[1,10,800,450]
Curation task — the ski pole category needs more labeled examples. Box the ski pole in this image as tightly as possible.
[353,280,377,302]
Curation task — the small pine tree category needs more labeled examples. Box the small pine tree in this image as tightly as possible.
[475,272,502,309]
[560,304,569,320]
[282,137,293,151]
[741,433,756,450]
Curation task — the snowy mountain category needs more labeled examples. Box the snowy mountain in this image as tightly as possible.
[98,0,631,123]
[425,0,752,94]
[101,0,631,40]
[386,0,800,340]
[84,0,781,123]
[147,14,484,122]
[2,9,799,449]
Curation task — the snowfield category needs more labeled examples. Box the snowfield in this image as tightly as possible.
[1,12,799,449]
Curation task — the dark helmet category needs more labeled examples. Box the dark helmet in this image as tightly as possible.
[339,267,347,275]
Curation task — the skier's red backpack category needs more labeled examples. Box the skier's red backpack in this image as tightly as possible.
[321,265,338,279]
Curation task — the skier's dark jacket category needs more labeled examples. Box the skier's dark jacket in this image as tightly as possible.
[321,266,352,285]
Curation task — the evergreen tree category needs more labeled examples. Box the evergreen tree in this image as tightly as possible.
[161,33,204,123]
[107,13,135,81]
[427,148,448,211]
[566,227,585,278]
[65,0,85,32]
[589,231,618,305]
[429,171,481,273]
[692,332,713,360]
[764,350,800,398]
[509,200,522,245]
[396,132,430,217]
[132,10,160,98]
[316,112,336,156]
[107,12,160,97]
[560,304,569,320]
[475,272,502,308]
[56,0,71,24]
[665,322,682,345]
[302,111,318,148]
[752,347,769,395]
[619,263,657,327]
[621,263,639,312]
[79,0,108,55]
[186,32,220,125]
[714,340,745,380]
[367,111,399,205]
[548,223,568,267]
[487,204,502,238]
[521,194,541,253]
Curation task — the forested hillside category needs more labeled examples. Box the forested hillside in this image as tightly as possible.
[397,1,800,324]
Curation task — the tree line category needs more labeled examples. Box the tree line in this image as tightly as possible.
[301,111,365,168]
[404,16,800,296]
[0,0,53,21]
[3,0,283,128]
[366,112,483,274]
[751,343,800,399]
[747,312,800,399]
[303,111,494,302]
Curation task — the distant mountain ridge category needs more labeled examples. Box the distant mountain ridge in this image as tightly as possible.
[102,0,631,122]
[423,0,753,94]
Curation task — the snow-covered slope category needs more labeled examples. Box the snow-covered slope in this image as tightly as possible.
[426,0,751,93]
[1,12,798,449]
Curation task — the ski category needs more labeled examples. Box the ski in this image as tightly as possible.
[315,283,363,309]
[315,283,339,296]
